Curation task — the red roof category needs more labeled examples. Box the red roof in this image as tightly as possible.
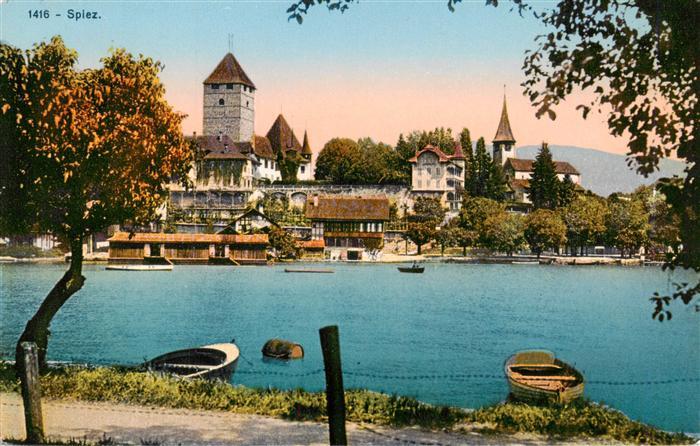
[408,145,452,163]
[505,158,580,175]
[306,196,390,221]
[109,232,268,245]
[266,114,301,159]
[451,141,466,160]
[296,239,325,249]
[203,53,255,89]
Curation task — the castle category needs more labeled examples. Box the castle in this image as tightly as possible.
[165,52,582,233]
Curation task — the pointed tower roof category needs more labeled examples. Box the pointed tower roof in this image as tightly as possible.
[451,140,465,160]
[203,53,256,89]
[493,94,515,143]
[301,130,312,156]
[266,114,301,157]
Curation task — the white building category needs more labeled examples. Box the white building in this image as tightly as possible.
[409,143,466,210]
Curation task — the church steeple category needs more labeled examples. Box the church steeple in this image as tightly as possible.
[301,130,312,160]
[492,91,516,166]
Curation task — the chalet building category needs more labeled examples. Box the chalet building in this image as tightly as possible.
[409,142,466,211]
[216,208,279,234]
[492,94,582,205]
[306,195,390,261]
[108,232,268,265]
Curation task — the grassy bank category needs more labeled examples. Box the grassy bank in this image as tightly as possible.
[0,363,692,444]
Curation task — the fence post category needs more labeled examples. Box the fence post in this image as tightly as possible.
[319,325,347,446]
[20,342,45,444]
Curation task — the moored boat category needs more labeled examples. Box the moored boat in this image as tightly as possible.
[505,350,584,404]
[511,261,540,265]
[284,268,334,273]
[106,264,173,271]
[146,342,239,381]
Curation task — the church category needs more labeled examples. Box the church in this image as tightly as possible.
[492,95,581,205]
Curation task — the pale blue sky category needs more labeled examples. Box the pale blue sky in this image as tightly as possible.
[0,1,627,153]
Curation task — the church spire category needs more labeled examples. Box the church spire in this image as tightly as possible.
[302,130,312,157]
[493,92,515,143]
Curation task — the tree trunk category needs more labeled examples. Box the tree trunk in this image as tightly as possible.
[15,237,85,375]
[417,244,422,255]
[462,246,467,256]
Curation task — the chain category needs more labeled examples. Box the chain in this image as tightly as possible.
[3,354,698,386]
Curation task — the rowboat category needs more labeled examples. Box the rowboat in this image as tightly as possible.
[505,350,584,404]
[398,263,424,273]
[106,264,173,271]
[511,261,540,265]
[284,268,334,273]
[146,342,239,381]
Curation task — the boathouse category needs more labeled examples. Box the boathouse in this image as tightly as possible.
[306,195,390,261]
[108,232,268,265]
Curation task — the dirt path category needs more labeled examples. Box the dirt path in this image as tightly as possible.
[0,393,609,445]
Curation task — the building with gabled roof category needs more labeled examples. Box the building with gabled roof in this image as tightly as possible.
[409,142,466,210]
[306,195,390,261]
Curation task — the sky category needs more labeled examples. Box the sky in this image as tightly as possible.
[1,0,630,156]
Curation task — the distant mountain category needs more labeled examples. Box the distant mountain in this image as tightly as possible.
[515,145,686,197]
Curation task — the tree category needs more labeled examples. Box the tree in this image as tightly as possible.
[561,195,609,256]
[529,143,560,210]
[394,133,414,183]
[434,227,455,256]
[525,209,567,259]
[482,211,525,256]
[0,37,192,426]
[405,222,435,255]
[452,226,476,256]
[269,227,299,259]
[363,237,383,260]
[606,198,650,258]
[411,196,446,225]
[458,128,473,190]
[355,137,403,184]
[558,175,576,208]
[485,161,508,201]
[278,151,301,183]
[469,137,491,197]
[458,196,504,243]
[314,138,361,183]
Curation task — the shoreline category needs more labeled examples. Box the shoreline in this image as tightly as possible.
[0,254,658,266]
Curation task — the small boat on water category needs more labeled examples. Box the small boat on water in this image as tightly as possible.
[284,268,334,273]
[398,262,424,273]
[106,264,173,271]
[146,342,239,381]
[505,350,584,404]
[511,261,540,265]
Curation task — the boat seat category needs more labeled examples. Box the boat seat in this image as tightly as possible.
[160,363,218,370]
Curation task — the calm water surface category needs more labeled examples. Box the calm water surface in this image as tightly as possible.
[1,263,698,433]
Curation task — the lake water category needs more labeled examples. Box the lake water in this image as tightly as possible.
[1,263,698,433]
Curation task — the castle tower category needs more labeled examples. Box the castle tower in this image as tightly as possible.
[492,93,516,166]
[202,53,255,142]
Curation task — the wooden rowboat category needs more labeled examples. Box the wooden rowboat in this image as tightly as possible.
[398,265,424,273]
[146,343,239,381]
[505,350,584,404]
[284,268,334,273]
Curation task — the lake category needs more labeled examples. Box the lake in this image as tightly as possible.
[1,262,698,433]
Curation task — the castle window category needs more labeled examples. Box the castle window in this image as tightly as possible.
[211,84,219,90]
[300,166,305,173]
[246,101,249,107]
[219,99,225,105]
[226,83,233,90]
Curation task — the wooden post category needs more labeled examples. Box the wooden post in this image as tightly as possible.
[319,325,347,446]
[20,342,44,444]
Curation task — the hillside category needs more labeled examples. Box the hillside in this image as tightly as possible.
[515,145,686,197]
